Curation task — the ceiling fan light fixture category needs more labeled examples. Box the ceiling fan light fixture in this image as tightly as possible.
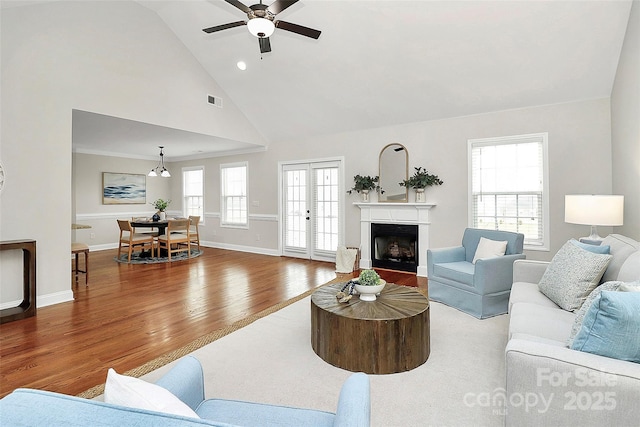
[247,17,274,38]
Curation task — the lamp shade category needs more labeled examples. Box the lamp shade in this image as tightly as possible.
[247,18,275,38]
[565,195,624,226]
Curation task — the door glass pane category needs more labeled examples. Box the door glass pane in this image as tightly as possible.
[285,170,306,249]
[314,167,339,251]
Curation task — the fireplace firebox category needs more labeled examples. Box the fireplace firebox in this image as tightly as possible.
[371,223,418,273]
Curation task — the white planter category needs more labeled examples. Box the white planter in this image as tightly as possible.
[354,280,386,301]
[159,211,166,220]
[361,190,370,203]
[415,188,426,203]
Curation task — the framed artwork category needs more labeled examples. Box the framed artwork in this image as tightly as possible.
[102,172,146,205]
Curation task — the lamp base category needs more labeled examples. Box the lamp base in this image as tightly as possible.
[579,225,604,245]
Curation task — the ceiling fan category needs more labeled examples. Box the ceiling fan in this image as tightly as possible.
[202,0,321,54]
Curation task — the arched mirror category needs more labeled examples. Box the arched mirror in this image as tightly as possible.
[378,143,408,202]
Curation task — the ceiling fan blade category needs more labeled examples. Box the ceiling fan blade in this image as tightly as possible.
[267,0,299,15]
[223,0,251,14]
[259,37,272,53]
[275,20,321,39]
[203,21,246,33]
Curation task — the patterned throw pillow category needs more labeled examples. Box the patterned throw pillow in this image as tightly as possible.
[566,281,623,348]
[538,240,612,312]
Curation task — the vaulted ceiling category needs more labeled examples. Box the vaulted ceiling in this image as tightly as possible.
[4,0,634,159]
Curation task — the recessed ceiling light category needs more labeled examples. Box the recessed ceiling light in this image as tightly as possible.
[237,61,247,71]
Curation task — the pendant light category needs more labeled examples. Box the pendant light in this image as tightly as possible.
[148,146,171,178]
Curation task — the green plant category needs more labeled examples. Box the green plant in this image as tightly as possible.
[358,269,381,286]
[347,175,384,194]
[151,198,170,211]
[400,167,443,189]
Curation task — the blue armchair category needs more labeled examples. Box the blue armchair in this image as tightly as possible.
[427,228,525,319]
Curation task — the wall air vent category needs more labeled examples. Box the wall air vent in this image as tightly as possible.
[207,94,223,108]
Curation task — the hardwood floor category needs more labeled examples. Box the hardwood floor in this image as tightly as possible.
[0,248,425,398]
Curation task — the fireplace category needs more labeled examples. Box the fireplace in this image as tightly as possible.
[355,202,434,277]
[371,223,418,273]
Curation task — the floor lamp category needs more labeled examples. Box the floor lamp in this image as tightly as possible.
[565,195,624,243]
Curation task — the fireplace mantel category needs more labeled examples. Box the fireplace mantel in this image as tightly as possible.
[354,202,435,277]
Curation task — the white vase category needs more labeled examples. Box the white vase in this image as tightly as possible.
[361,190,370,203]
[159,211,166,220]
[415,188,426,203]
[354,280,386,301]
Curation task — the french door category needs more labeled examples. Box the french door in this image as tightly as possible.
[281,160,343,262]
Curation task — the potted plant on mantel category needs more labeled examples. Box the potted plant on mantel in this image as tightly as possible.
[347,175,384,203]
[152,198,171,221]
[400,167,443,203]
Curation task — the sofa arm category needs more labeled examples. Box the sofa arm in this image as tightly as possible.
[155,356,205,412]
[512,259,548,284]
[473,254,526,294]
[505,338,640,426]
[333,373,370,427]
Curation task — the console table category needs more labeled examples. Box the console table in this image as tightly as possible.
[311,282,430,374]
[0,240,37,324]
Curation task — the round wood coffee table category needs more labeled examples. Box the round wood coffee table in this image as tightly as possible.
[311,282,430,374]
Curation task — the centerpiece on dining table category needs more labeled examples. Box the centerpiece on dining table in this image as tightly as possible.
[151,198,171,221]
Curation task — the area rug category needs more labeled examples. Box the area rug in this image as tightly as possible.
[83,281,510,426]
[113,249,203,264]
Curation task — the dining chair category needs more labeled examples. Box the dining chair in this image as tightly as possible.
[188,215,201,251]
[117,219,155,262]
[157,219,191,261]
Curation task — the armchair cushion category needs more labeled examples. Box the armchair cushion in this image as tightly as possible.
[472,237,507,264]
[104,368,200,419]
[432,261,475,286]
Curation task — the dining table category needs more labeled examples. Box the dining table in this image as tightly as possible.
[130,217,186,257]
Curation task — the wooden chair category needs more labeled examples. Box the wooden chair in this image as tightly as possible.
[117,220,155,263]
[157,219,191,261]
[72,242,89,285]
[188,216,201,251]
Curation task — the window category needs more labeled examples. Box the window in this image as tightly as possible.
[183,167,204,220]
[221,162,248,227]
[469,133,549,250]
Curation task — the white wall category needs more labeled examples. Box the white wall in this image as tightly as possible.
[158,98,616,263]
[611,0,640,240]
[1,1,265,307]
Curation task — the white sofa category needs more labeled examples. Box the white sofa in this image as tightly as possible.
[505,234,640,426]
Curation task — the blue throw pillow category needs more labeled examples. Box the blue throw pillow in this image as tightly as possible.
[571,291,640,363]
[570,238,611,254]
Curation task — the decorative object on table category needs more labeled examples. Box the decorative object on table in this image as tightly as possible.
[148,146,171,177]
[102,172,146,205]
[151,198,171,220]
[152,213,160,222]
[347,175,383,203]
[400,167,443,203]
[354,269,386,301]
[565,194,624,242]
[336,280,357,303]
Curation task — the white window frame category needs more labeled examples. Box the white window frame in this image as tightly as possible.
[182,166,204,223]
[220,161,248,229]
[468,133,549,251]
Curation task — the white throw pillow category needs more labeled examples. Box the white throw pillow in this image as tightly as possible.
[472,237,508,264]
[104,368,199,419]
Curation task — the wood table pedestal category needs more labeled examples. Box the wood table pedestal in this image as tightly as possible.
[311,282,430,374]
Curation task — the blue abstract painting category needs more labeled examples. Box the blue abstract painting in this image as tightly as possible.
[103,172,146,204]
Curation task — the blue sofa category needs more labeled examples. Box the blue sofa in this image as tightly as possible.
[427,228,525,318]
[0,356,371,426]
